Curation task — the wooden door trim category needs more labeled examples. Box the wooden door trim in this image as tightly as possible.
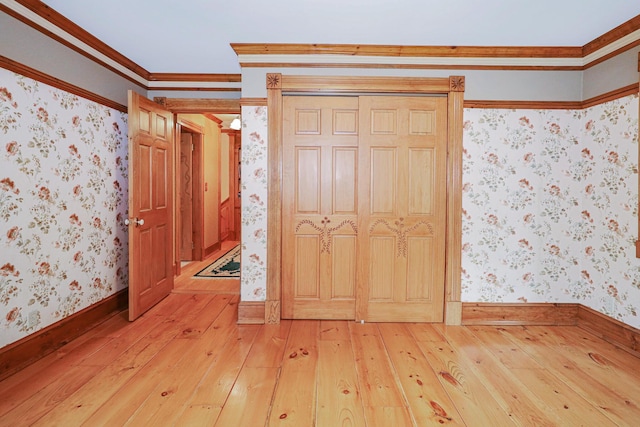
[176,120,205,265]
[266,74,465,324]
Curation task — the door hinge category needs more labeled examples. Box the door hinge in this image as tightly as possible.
[192,143,195,152]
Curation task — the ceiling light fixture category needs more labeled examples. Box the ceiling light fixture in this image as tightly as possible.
[229,115,241,130]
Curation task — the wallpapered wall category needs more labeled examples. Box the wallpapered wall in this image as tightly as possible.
[0,68,638,349]
[463,96,639,328]
[238,96,640,329]
[240,106,268,302]
[0,69,128,348]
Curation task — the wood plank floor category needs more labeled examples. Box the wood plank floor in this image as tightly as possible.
[1,257,639,425]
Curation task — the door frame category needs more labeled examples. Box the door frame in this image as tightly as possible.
[176,119,204,275]
[152,98,242,277]
[265,74,465,325]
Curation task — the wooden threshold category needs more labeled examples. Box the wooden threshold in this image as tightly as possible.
[0,289,127,381]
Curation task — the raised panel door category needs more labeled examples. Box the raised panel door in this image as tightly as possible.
[282,96,359,319]
[357,96,447,322]
[128,91,174,321]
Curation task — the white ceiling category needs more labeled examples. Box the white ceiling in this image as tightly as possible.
[40,0,640,74]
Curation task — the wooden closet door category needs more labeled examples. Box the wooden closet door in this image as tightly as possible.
[282,96,359,319]
[356,96,447,322]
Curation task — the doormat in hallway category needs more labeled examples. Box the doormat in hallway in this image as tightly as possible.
[194,245,240,278]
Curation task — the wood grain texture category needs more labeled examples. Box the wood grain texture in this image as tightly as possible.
[159,98,241,113]
[464,100,583,110]
[238,61,586,71]
[232,43,584,58]
[127,91,175,321]
[0,289,126,381]
[270,75,464,323]
[445,89,464,324]
[577,305,640,357]
[2,291,640,426]
[237,301,266,324]
[266,74,283,324]
[281,75,451,93]
[462,303,580,326]
[239,97,268,106]
[582,14,640,56]
[148,73,241,82]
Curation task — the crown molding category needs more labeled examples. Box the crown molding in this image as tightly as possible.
[1,0,148,86]
[148,73,241,82]
[236,54,586,70]
[464,83,639,110]
[234,35,640,70]
[231,15,640,70]
[3,0,640,80]
[583,14,640,56]
[0,54,127,112]
[231,44,584,58]
[146,73,242,91]
[1,0,242,91]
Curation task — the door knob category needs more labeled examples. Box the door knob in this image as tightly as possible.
[125,218,145,226]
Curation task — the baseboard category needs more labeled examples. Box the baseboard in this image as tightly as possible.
[237,301,265,324]
[576,305,640,358]
[462,302,579,326]
[0,289,128,381]
[204,242,222,258]
[462,302,640,358]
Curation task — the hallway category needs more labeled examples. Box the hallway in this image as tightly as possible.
[174,240,240,295]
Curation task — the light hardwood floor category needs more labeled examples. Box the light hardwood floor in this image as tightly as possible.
[174,240,240,295]
[1,260,639,426]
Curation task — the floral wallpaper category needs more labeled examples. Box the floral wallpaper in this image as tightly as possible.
[240,106,268,301]
[3,65,633,341]
[237,97,639,328]
[0,68,128,348]
[462,95,640,328]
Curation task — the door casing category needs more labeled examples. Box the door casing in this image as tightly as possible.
[151,98,241,277]
[264,75,465,325]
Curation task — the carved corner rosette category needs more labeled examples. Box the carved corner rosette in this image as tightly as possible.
[266,73,282,89]
[449,76,465,92]
[153,97,167,107]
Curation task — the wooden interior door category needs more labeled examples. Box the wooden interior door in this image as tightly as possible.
[179,132,193,260]
[127,91,174,321]
[357,96,447,322]
[281,95,447,322]
[282,96,359,319]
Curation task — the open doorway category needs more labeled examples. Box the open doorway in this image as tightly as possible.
[173,112,241,294]
[177,120,204,265]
